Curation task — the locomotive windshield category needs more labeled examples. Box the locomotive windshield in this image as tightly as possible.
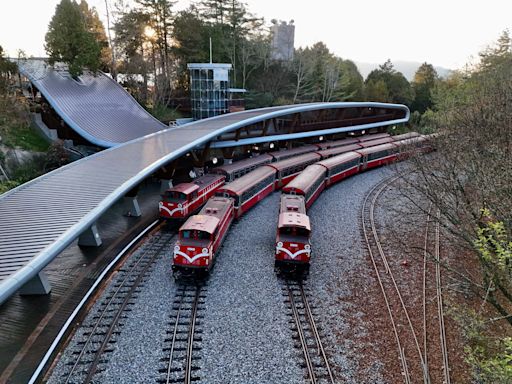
[181,230,211,241]
[163,191,187,202]
[279,226,310,237]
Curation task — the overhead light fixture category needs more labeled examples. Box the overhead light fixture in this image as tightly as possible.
[269,143,275,149]
[361,130,366,135]
[319,136,324,141]
[212,157,218,165]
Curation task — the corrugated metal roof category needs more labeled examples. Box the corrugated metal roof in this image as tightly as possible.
[17,59,168,147]
[0,101,408,305]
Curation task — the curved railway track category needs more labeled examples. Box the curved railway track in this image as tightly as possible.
[434,210,451,384]
[362,175,452,384]
[56,229,174,384]
[159,284,205,384]
[361,175,427,384]
[283,280,335,384]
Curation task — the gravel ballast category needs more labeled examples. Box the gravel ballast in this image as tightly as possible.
[200,191,304,384]
[46,166,397,383]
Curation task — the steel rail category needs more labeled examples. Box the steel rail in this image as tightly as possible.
[368,176,429,383]
[422,204,433,382]
[165,286,186,384]
[63,230,172,384]
[299,283,335,384]
[185,286,201,384]
[435,210,451,384]
[361,175,411,384]
[286,281,316,384]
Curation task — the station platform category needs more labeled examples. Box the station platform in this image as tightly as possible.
[0,181,162,383]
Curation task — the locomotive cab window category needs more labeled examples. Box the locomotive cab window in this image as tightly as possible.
[181,230,211,240]
[279,226,310,237]
[164,191,187,202]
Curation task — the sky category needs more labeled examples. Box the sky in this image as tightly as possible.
[0,0,511,70]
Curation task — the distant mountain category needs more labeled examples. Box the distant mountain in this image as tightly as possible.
[355,60,452,81]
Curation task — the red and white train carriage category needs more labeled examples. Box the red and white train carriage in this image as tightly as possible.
[215,166,276,218]
[265,152,322,189]
[356,142,399,171]
[172,197,234,274]
[282,164,327,209]
[159,174,225,220]
[210,154,273,182]
[275,194,312,271]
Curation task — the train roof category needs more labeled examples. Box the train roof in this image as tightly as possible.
[180,214,220,234]
[267,145,318,161]
[193,174,225,187]
[168,182,199,195]
[357,132,390,142]
[266,152,321,171]
[278,212,311,231]
[280,194,307,214]
[317,151,361,169]
[217,166,276,194]
[317,143,362,158]
[392,132,420,141]
[211,154,272,174]
[315,137,360,150]
[283,164,326,194]
[358,136,394,147]
[396,136,427,146]
[356,142,397,155]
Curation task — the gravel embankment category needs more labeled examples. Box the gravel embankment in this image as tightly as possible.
[200,191,304,384]
[46,166,396,384]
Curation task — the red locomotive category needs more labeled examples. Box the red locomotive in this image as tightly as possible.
[172,197,234,275]
[275,194,312,272]
[159,174,225,220]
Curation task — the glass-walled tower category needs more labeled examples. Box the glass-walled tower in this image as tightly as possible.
[188,63,232,120]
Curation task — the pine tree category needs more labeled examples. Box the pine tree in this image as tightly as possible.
[45,0,102,77]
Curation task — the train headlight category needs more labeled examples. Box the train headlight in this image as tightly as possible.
[305,244,310,250]
[174,245,180,252]
[178,203,182,208]
[277,242,283,248]
[202,248,209,254]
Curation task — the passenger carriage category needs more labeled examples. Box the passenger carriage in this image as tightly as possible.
[315,137,360,151]
[268,144,320,162]
[210,154,273,182]
[265,152,322,189]
[356,142,399,171]
[159,174,225,220]
[215,166,276,218]
[357,132,390,142]
[275,195,312,271]
[358,136,394,148]
[282,164,327,209]
[316,143,362,160]
[172,197,234,274]
[317,151,362,187]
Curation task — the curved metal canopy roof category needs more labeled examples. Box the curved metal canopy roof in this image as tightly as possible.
[0,101,409,305]
[17,59,168,147]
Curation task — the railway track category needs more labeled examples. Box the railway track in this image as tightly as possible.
[56,229,174,384]
[434,210,451,384]
[361,175,428,384]
[158,283,206,384]
[283,279,335,384]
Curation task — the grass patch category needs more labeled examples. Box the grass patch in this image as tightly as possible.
[0,96,50,152]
